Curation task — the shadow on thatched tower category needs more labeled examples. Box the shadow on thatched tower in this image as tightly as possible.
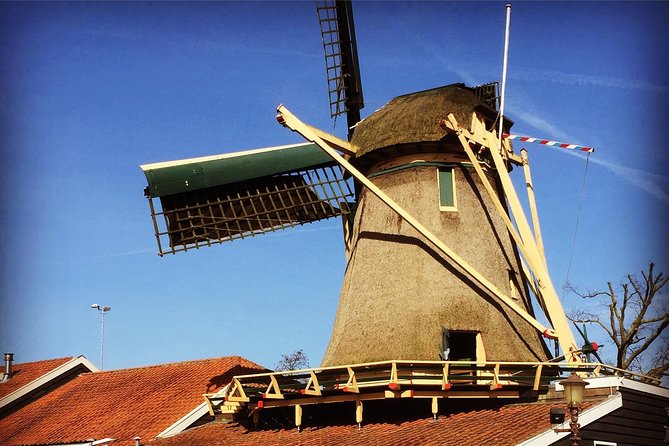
[321,83,551,367]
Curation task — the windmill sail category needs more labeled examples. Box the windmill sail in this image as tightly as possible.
[317,0,364,136]
[141,143,354,255]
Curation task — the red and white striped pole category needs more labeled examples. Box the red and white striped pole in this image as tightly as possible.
[503,134,595,153]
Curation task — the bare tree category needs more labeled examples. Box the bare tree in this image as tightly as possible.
[569,262,668,380]
[274,349,309,372]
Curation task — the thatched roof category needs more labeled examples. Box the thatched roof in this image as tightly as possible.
[351,83,506,159]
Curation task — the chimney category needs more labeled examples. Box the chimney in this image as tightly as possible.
[2,353,14,382]
[133,437,141,446]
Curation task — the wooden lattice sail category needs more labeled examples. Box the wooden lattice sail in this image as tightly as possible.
[141,143,354,255]
[320,84,551,366]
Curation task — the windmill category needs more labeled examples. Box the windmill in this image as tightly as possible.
[140,0,586,368]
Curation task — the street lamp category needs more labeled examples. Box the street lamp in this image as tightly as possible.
[90,304,111,370]
[554,373,589,446]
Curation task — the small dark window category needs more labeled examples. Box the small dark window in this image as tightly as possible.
[442,329,477,361]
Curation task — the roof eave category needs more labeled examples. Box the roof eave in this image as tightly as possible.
[157,383,231,438]
[516,393,623,446]
[0,356,98,412]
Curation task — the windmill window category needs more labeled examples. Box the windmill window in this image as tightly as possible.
[438,167,457,211]
[442,329,480,361]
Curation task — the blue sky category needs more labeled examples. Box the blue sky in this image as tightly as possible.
[1,1,667,371]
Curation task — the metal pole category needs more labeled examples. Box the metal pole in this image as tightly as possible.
[100,311,105,371]
[497,3,512,146]
[568,404,581,446]
[91,304,111,370]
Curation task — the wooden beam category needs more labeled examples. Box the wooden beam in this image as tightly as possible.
[520,149,547,269]
[250,391,388,409]
[305,123,358,156]
[412,390,520,398]
[276,105,556,340]
[533,364,543,391]
[468,112,523,166]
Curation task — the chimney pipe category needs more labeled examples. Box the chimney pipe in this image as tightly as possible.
[133,437,141,446]
[3,353,14,381]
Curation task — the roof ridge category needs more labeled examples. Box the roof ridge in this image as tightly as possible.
[3,356,76,368]
[87,355,257,375]
[391,82,466,101]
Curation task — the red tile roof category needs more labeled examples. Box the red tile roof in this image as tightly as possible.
[150,399,601,446]
[0,357,75,399]
[0,356,264,446]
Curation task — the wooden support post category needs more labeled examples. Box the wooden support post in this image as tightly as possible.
[490,363,502,390]
[295,404,302,431]
[389,361,400,390]
[431,396,439,420]
[355,400,363,429]
[533,364,543,391]
[442,363,451,390]
[276,105,555,341]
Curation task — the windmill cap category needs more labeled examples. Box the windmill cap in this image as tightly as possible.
[350,83,513,160]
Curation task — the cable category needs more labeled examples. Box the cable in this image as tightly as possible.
[561,152,591,301]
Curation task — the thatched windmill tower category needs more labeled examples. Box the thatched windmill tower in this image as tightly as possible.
[140,0,581,368]
[320,84,550,366]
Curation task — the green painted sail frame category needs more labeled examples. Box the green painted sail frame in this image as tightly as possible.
[141,142,336,198]
[141,142,355,255]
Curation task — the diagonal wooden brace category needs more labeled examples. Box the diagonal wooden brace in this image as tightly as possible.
[344,366,359,393]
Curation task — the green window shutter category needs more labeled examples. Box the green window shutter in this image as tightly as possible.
[438,168,455,209]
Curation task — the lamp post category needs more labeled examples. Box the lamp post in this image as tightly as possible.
[554,373,589,446]
[90,304,111,370]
